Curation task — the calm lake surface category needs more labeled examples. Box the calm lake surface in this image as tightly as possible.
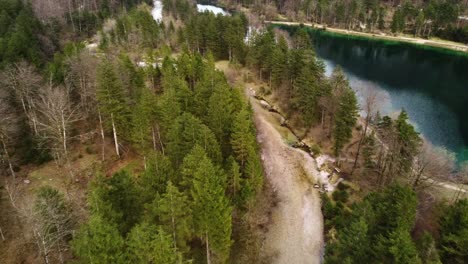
[307,30,468,161]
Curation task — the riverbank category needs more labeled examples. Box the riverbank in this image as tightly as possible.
[266,21,468,55]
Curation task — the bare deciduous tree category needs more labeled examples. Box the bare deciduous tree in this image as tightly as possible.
[33,187,74,264]
[0,95,19,179]
[351,86,382,175]
[35,83,82,165]
[67,50,98,116]
[411,143,456,190]
[1,62,42,135]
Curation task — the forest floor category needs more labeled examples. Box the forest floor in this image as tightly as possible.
[266,21,468,53]
[246,88,324,264]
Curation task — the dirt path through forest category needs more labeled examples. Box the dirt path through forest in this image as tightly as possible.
[248,90,324,264]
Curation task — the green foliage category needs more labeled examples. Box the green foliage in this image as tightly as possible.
[0,0,53,67]
[207,84,236,157]
[184,12,248,61]
[395,110,422,175]
[89,172,142,235]
[131,87,158,151]
[147,181,193,254]
[391,9,405,33]
[230,108,256,169]
[126,222,185,263]
[139,151,174,201]
[96,60,131,139]
[417,232,441,264]
[227,156,242,204]
[118,54,145,103]
[438,199,468,263]
[332,72,358,156]
[362,132,376,169]
[167,112,222,167]
[325,185,421,263]
[294,51,321,127]
[72,215,125,264]
[332,189,349,203]
[191,149,232,263]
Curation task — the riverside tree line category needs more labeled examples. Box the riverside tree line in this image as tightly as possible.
[219,0,468,43]
[246,24,467,263]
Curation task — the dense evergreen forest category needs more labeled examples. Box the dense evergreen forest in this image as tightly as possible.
[0,0,467,263]
[219,0,468,43]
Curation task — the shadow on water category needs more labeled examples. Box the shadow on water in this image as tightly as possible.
[277,25,468,161]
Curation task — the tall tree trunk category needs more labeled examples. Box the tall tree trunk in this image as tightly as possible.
[170,192,177,250]
[351,117,369,175]
[206,233,211,264]
[98,110,105,161]
[61,111,68,157]
[1,137,15,179]
[0,226,5,241]
[152,126,157,151]
[156,125,165,154]
[67,0,76,33]
[111,113,120,158]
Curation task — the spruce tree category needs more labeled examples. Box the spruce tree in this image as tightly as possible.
[149,181,193,254]
[126,222,185,264]
[207,84,235,157]
[270,45,288,90]
[191,151,232,264]
[167,113,221,167]
[131,87,158,152]
[439,199,468,263]
[89,171,142,235]
[227,156,242,204]
[230,108,256,170]
[96,60,130,157]
[139,151,174,202]
[72,215,125,264]
[118,54,145,104]
[295,65,319,127]
[333,86,358,156]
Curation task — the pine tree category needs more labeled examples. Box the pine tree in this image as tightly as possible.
[270,45,288,90]
[230,108,256,170]
[139,151,174,202]
[118,54,145,104]
[333,86,358,156]
[207,84,235,157]
[131,87,158,152]
[416,232,441,264]
[439,199,468,263]
[158,85,182,137]
[362,133,376,169]
[393,110,421,178]
[126,222,185,264]
[336,217,370,263]
[96,61,130,157]
[167,113,221,167]
[191,151,232,264]
[227,156,242,203]
[387,228,422,264]
[149,182,193,254]
[89,171,142,235]
[180,145,209,190]
[295,65,319,127]
[72,215,125,264]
